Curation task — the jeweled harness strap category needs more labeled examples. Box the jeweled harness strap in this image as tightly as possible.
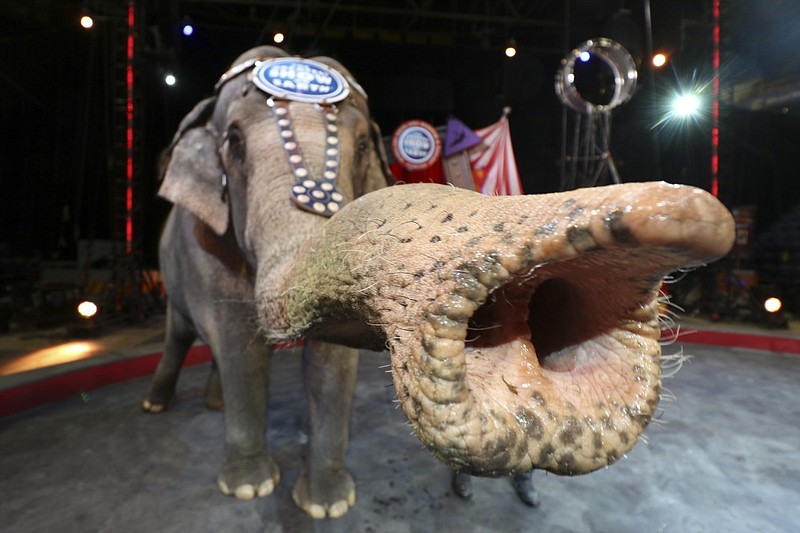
[269,98,344,216]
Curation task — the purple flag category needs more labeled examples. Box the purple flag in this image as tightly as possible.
[443,116,483,157]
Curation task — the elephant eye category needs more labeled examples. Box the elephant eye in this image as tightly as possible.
[355,137,369,161]
[224,126,246,163]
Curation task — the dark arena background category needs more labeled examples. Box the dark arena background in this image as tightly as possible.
[1,2,799,532]
[3,0,800,325]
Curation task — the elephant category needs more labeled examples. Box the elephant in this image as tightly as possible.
[143,45,736,520]
[143,46,392,518]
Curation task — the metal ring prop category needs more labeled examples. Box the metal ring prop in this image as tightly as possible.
[555,38,637,114]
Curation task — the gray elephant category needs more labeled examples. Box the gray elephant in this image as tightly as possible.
[144,45,735,520]
[143,46,391,518]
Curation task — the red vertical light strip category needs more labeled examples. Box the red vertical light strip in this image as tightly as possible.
[711,0,720,197]
[125,1,135,253]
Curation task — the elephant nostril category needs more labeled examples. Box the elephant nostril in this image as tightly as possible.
[465,251,660,374]
[528,278,587,362]
[463,277,583,372]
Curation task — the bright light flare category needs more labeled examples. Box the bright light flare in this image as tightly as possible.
[764,297,782,313]
[273,32,285,44]
[164,73,177,86]
[504,45,517,58]
[0,341,101,376]
[672,93,701,117]
[77,300,98,319]
[182,24,194,36]
[579,51,591,62]
[80,15,94,29]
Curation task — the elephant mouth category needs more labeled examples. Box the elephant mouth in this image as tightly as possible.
[398,244,673,477]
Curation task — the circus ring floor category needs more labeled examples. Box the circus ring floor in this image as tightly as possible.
[1,313,799,533]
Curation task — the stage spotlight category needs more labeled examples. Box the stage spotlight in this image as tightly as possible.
[77,301,98,319]
[672,93,701,117]
[652,53,667,68]
[273,32,285,44]
[80,14,94,29]
[504,39,517,58]
[763,297,782,313]
[181,17,194,36]
[164,73,177,86]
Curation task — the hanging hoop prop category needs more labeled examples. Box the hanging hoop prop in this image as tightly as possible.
[555,38,637,114]
[555,38,637,189]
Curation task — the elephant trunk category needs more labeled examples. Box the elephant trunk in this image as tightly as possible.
[258,182,734,476]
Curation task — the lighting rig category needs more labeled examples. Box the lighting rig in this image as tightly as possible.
[74,0,161,331]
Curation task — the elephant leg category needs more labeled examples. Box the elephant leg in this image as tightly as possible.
[452,471,473,500]
[293,340,358,519]
[452,470,539,507]
[511,471,540,508]
[142,303,197,413]
[214,327,279,500]
[204,360,224,411]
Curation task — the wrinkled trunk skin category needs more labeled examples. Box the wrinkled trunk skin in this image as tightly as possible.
[259,181,734,477]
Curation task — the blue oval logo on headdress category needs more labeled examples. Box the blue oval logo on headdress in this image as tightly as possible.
[252,58,350,104]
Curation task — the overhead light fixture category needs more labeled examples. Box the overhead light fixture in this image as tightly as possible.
[763,297,782,314]
[181,17,194,37]
[504,39,517,58]
[79,9,94,29]
[77,301,98,319]
[79,5,95,29]
[652,52,667,68]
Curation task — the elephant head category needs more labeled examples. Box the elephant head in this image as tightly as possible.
[158,46,392,275]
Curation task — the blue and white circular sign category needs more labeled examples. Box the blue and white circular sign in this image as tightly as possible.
[252,58,350,104]
[392,120,441,171]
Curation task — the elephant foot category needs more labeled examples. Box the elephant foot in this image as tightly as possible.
[292,467,356,519]
[451,471,473,500]
[217,453,280,500]
[511,472,540,508]
[141,392,172,413]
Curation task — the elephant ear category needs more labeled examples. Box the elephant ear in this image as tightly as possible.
[160,96,217,166]
[365,120,395,194]
[158,97,229,235]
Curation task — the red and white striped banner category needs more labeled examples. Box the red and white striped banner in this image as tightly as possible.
[469,116,523,196]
